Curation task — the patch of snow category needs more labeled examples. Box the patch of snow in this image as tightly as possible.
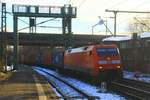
[139,32,150,38]
[34,66,126,100]
[63,77,125,100]
[3,65,14,71]
[102,32,150,42]
[70,47,84,53]
[102,36,131,42]
[123,71,150,83]
[34,68,85,98]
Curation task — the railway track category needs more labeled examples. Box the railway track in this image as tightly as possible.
[110,78,150,100]
[34,68,100,100]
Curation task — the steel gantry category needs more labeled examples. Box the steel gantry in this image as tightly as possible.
[12,4,76,69]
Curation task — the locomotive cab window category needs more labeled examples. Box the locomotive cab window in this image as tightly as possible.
[68,49,72,53]
[96,48,119,56]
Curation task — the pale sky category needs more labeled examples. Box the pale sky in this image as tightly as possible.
[1,0,150,35]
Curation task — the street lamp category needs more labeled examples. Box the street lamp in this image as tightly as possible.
[92,17,113,43]
[92,25,95,43]
[91,18,105,43]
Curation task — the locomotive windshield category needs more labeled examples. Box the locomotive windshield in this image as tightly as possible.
[97,48,119,56]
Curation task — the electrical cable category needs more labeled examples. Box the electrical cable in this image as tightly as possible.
[78,0,87,9]
[108,0,150,33]
[37,26,62,29]
[4,11,29,25]
[18,18,58,31]
[116,0,150,25]
[69,0,72,4]
[107,0,129,10]
[71,0,75,5]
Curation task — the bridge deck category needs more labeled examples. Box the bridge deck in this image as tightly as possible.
[0,32,106,46]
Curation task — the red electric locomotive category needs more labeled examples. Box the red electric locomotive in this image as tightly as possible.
[64,44,122,80]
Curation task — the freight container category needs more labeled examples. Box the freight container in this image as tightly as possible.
[52,52,64,68]
[43,51,51,66]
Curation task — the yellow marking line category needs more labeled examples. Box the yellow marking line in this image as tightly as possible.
[33,75,47,100]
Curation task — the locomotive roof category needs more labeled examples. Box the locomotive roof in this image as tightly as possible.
[66,44,117,53]
[67,46,93,53]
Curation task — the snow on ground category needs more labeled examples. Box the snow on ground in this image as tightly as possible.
[123,71,150,83]
[34,66,126,100]
[102,32,150,42]
[62,76,125,100]
[139,32,150,38]
[3,65,14,71]
[102,36,131,41]
[34,68,83,98]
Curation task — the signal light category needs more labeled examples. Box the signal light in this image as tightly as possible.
[99,66,103,69]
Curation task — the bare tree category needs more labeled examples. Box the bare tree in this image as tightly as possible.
[128,16,150,33]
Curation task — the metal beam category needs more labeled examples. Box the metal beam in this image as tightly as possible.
[12,4,76,18]
[13,16,18,70]
[105,9,150,36]
[105,9,150,14]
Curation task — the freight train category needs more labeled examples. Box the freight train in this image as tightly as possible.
[20,44,123,80]
[52,44,122,80]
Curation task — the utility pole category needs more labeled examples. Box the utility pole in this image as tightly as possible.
[1,3,7,72]
[114,11,117,36]
[105,20,108,36]
[105,9,150,36]
[105,10,118,36]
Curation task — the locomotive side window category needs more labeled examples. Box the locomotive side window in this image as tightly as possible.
[97,48,119,56]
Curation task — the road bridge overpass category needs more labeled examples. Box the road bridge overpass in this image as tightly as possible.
[1,32,106,46]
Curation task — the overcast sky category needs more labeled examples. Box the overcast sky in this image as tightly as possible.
[1,0,150,35]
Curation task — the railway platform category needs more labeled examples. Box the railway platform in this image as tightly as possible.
[0,65,60,100]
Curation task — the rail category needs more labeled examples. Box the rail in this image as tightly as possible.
[34,68,100,100]
[110,78,150,100]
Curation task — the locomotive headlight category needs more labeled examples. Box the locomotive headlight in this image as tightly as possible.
[117,66,121,68]
[99,66,103,69]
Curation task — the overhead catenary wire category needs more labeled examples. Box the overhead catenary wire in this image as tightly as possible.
[69,0,72,4]
[78,0,87,9]
[17,17,29,25]
[37,25,62,29]
[117,0,150,20]
[107,0,130,10]
[68,0,75,5]
[2,11,29,25]
[106,0,150,22]
[18,18,58,31]
[116,0,150,25]
[106,0,150,34]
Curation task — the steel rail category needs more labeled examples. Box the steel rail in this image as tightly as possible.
[110,78,150,100]
[35,68,100,100]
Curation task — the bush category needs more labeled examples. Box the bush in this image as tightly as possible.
[0,59,5,72]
